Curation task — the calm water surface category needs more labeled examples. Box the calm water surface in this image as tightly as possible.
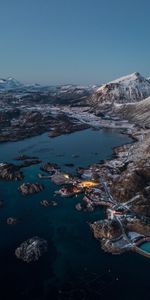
[140,242,150,253]
[0,129,149,300]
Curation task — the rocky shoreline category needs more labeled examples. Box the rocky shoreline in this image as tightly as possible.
[0,110,149,259]
[15,237,48,263]
[89,127,150,255]
[0,90,134,143]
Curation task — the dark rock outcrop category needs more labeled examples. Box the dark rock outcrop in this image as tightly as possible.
[0,163,23,181]
[15,236,48,262]
[40,199,51,207]
[18,183,44,195]
[90,220,122,240]
[40,199,58,207]
[7,217,18,225]
[40,162,59,173]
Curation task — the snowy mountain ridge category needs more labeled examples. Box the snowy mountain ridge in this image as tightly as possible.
[0,77,97,96]
[90,72,150,108]
[0,77,23,90]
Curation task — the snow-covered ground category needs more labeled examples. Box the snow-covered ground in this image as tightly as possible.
[50,105,134,129]
[92,72,150,105]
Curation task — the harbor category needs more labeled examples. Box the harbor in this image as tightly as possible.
[0,129,149,299]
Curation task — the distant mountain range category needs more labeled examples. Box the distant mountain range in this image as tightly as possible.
[0,77,23,91]
[1,73,150,100]
[0,77,97,97]
[1,73,150,128]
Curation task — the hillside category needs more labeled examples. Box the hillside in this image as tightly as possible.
[115,97,150,128]
[89,72,150,111]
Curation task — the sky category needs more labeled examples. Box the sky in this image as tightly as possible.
[0,0,150,85]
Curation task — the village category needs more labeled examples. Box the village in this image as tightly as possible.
[0,130,150,259]
[37,158,150,258]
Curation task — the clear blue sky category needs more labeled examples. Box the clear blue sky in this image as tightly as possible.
[0,0,150,85]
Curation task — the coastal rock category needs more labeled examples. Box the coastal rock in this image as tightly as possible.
[40,199,51,207]
[110,160,150,204]
[51,200,58,206]
[40,200,58,207]
[75,203,82,211]
[101,237,130,254]
[131,191,150,217]
[90,220,122,240]
[51,172,72,185]
[0,163,23,181]
[40,162,59,173]
[125,219,150,236]
[18,183,44,195]
[15,236,48,263]
[7,217,18,225]
[48,114,89,138]
[89,126,150,256]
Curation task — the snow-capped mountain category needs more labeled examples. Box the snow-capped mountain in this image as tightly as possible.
[0,77,23,91]
[0,77,97,98]
[90,72,150,108]
[0,77,50,92]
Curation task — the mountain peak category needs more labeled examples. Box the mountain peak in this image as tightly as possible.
[7,77,15,80]
[91,72,150,107]
[108,72,144,85]
[0,77,23,91]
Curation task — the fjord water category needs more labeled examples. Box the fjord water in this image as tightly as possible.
[0,129,149,300]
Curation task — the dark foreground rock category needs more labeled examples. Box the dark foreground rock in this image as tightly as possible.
[0,106,89,143]
[40,162,59,173]
[89,128,150,256]
[90,220,122,240]
[40,199,58,207]
[40,199,51,207]
[15,236,48,263]
[7,217,18,225]
[18,183,44,195]
[0,163,23,181]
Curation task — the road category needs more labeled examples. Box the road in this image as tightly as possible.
[99,174,116,204]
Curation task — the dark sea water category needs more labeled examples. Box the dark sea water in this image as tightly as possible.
[0,129,149,300]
